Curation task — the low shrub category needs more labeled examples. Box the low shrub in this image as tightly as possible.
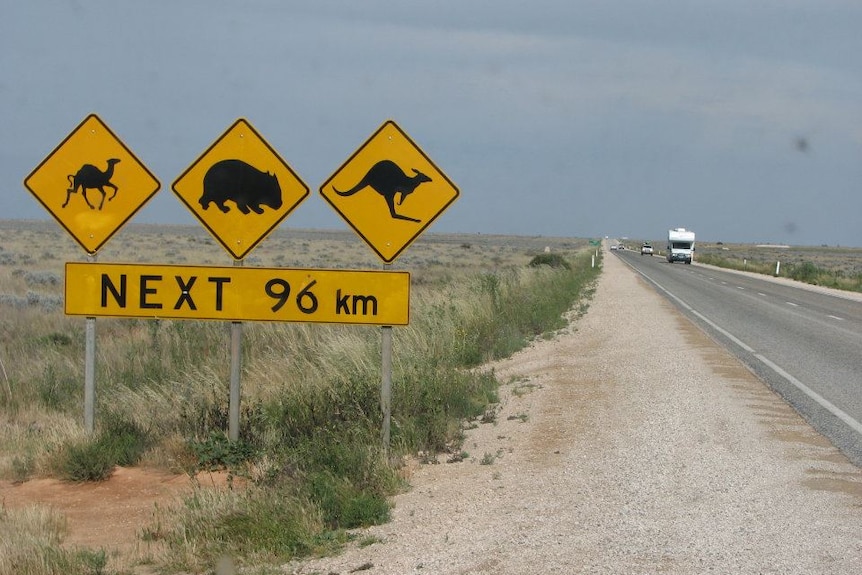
[528,252,571,269]
[305,470,391,529]
[57,417,151,481]
[188,430,256,471]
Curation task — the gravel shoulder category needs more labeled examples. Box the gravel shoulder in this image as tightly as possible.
[290,251,862,574]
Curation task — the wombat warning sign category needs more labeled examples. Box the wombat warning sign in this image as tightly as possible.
[172,119,309,260]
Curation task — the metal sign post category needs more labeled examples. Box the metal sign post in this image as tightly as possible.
[172,118,310,443]
[381,325,392,455]
[25,114,160,434]
[381,263,393,455]
[320,120,458,452]
[84,254,97,434]
[229,259,243,441]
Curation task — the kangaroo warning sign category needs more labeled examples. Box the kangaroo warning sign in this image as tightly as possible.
[24,114,161,254]
[172,119,310,260]
[320,120,459,263]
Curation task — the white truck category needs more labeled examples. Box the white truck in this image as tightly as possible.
[666,228,695,264]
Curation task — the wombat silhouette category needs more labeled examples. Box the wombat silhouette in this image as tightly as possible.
[199,159,283,215]
[64,158,121,210]
[334,159,431,223]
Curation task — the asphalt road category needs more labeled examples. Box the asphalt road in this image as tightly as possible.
[615,248,862,467]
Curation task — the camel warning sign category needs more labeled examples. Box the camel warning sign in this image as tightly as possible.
[320,120,459,263]
[24,114,161,254]
[172,119,310,260]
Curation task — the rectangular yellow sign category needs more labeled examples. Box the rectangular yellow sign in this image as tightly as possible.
[65,263,410,325]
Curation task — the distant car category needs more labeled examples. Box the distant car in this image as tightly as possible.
[610,245,618,250]
[641,243,653,255]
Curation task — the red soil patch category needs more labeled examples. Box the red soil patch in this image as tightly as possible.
[0,467,233,554]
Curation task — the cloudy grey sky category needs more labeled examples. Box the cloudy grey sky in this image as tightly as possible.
[4,1,861,247]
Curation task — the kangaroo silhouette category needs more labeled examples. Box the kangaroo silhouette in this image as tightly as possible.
[334,160,431,223]
[64,158,121,210]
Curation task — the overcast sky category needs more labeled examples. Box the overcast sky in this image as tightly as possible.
[4,1,861,247]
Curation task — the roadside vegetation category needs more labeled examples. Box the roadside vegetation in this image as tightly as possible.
[0,222,599,575]
[694,243,862,293]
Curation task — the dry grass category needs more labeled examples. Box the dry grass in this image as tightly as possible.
[0,505,66,562]
[696,241,862,275]
[1,219,597,573]
[0,504,112,575]
[0,219,586,478]
[694,241,862,291]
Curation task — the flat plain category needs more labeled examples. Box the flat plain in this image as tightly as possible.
[0,219,587,287]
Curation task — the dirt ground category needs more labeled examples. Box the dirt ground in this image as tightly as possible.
[0,467,233,556]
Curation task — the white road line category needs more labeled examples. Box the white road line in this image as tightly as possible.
[758,293,767,297]
[633,266,862,438]
[754,354,862,435]
[828,315,845,321]
[786,302,799,307]
[689,309,755,353]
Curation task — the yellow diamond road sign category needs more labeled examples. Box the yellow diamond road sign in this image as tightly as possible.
[24,114,161,254]
[320,120,459,263]
[172,118,309,260]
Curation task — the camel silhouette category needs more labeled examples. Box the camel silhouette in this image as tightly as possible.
[64,158,121,210]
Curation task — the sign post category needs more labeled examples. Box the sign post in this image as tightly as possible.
[381,323,393,452]
[84,255,97,433]
[229,259,243,441]
[320,120,459,453]
[173,118,310,441]
[25,114,160,432]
